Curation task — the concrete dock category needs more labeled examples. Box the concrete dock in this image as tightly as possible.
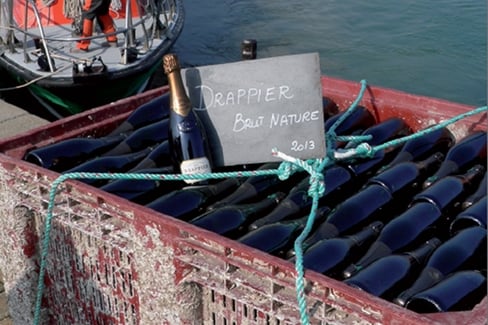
[0,98,50,139]
[0,98,49,325]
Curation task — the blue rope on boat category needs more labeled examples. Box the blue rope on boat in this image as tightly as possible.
[32,79,488,325]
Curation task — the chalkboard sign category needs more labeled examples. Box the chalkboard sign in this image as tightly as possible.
[181,52,325,167]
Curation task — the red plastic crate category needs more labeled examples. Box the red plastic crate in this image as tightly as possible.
[0,76,486,325]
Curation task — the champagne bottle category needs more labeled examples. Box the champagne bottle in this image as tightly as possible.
[342,163,484,279]
[293,184,393,256]
[248,164,358,230]
[322,97,340,121]
[423,130,487,188]
[101,119,170,157]
[393,227,487,307]
[365,152,445,205]
[190,192,286,239]
[146,177,242,220]
[63,148,153,187]
[344,238,441,300]
[237,206,331,258]
[343,149,387,180]
[126,140,171,171]
[323,106,376,136]
[100,166,178,204]
[298,221,384,278]
[412,164,486,222]
[342,202,443,280]
[206,163,305,210]
[376,126,455,174]
[405,270,487,313]
[462,171,487,209]
[324,106,377,152]
[337,118,412,182]
[163,53,213,184]
[343,117,412,151]
[24,133,127,172]
[295,154,443,257]
[449,196,487,235]
[107,93,170,136]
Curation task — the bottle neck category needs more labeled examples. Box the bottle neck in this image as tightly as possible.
[348,221,384,247]
[291,205,331,228]
[458,164,485,186]
[206,178,242,197]
[462,175,487,209]
[167,70,193,117]
[393,265,445,307]
[163,54,192,117]
[231,192,285,220]
[414,164,486,211]
[405,238,442,266]
[368,152,444,195]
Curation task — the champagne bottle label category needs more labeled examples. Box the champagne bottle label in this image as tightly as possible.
[181,157,212,183]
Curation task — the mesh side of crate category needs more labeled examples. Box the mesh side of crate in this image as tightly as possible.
[0,160,485,325]
[174,231,384,325]
[0,164,202,324]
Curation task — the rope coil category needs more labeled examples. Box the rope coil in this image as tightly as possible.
[32,79,488,325]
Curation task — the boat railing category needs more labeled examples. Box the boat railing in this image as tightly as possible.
[3,0,178,72]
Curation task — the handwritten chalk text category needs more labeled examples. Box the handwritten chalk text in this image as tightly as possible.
[232,110,321,133]
[194,84,294,110]
[269,111,320,128]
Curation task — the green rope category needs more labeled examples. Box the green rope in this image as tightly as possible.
[325,79,369,161]
[32,78,488,324]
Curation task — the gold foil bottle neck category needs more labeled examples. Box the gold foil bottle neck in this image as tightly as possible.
[163,53,191,116]
[163,54,180,75]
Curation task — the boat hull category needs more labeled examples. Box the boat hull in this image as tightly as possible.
[0,0,184,118]
[2,48,162,117]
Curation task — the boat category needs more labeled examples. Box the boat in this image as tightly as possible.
[0,0,184,118]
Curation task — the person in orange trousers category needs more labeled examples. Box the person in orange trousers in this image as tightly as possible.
[75,0,118,51]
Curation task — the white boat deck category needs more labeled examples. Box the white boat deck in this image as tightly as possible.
[3,15,171,79]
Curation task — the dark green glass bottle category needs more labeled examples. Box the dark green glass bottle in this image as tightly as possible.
[237,206,331,258]
[344,238,441,301]
[207,163,306,210]
[100,166,178,204]
[64,147,153,187]
[107,93,170,136]
[248,165,355,230]
[393,227,487,307]
[376,126,455,174]
[405,270,487,313]
[342,162,485,280]
[101,119,169,156]
[423,130,487,188]
[189,192,286,239]
[462,170,486,209]
[450,196,487,236]
[24,133,127,172]
[146,177,243,220]
[298,221,384,279]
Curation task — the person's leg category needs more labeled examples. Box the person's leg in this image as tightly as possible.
[97,0,117,44]
[76,0,103,51]
[97,14,117,44]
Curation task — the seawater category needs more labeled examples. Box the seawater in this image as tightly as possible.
[173,0,486,107]
[1,0,486,119]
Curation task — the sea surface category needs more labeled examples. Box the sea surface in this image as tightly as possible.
[172,0,486,107]
[1,0,487,119]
